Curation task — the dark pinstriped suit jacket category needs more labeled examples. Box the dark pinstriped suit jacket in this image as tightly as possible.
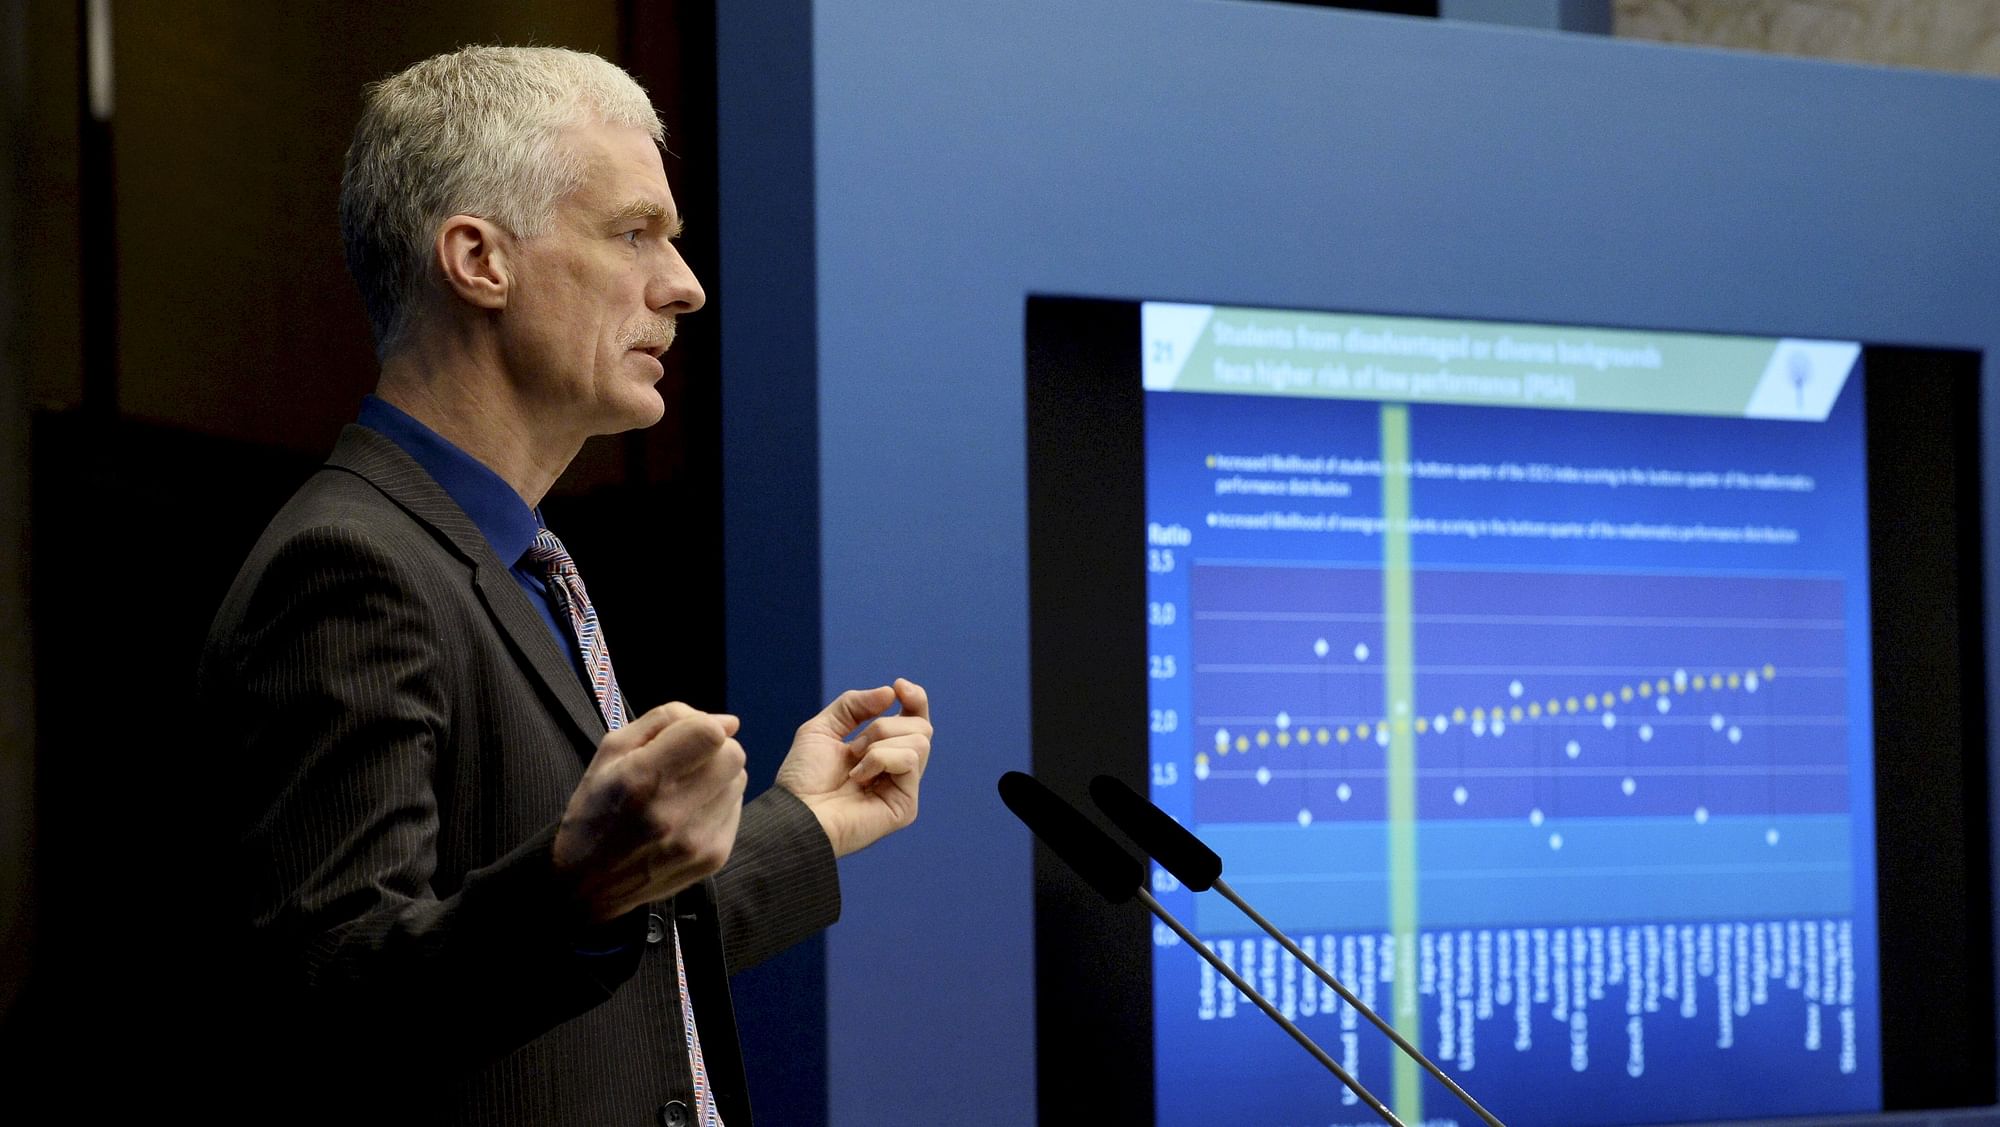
[198,425,838,1126]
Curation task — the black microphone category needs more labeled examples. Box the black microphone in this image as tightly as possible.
[1088,773,1221,890]
[998,771,1404,1127]
[1088,774,1507,1127]
[998,770,1143,904]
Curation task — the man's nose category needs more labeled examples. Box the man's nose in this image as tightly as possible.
[652,246,706,315]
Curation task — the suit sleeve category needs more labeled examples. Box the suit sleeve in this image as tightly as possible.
[202,522,642,1073]
[712,785,842,975]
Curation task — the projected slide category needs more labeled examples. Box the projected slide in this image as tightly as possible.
[1141,303,1879,1126]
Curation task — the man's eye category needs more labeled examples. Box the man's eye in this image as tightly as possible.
[623,229,642,246]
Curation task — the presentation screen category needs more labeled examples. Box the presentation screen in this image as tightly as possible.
[1146,301,1876,1126]
[1025,296,1990,1127]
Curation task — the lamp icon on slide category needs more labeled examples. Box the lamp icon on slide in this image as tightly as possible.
[1789,349,1812,412]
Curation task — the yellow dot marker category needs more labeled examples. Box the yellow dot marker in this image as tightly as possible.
[1471,708,1484,722]
[1620,686,1634,702]
[1357,724,1370,739]
[1235,736,1249,753]
[1317,728,1331,745]
[1277,730,1291,747]
[1257,730,1270,748]
[1692,675,1706,691]
[1528,702,1542,718]
[1546,698,1560,715]
[1205,455,1217,468]
[1196,752,1209,769]
[1584,694,1598,711]
[1452,707,1466,723]
[1509,706,1523,722]
[1764,664,1776,679]
[1337,727,1350,744]
[1416,717,1429,734]
[1638,682,1652,697]
[1728,673,1741,689]
[1565,697,1579,714]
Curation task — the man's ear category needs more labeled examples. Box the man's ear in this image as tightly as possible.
[435,215,511,311]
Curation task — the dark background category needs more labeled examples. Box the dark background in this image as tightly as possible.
[0,0,735,1115]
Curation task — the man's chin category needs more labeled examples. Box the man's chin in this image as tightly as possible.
[612,391,667,433]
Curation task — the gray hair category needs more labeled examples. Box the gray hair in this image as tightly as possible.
[339,45,664,357]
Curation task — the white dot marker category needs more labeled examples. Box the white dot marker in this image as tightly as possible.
[1565,740,1581,760]
[1710,714,1725,732]
[1509,680,1524,699]
[1601,711,1616,730]
[1433,714,1448,733]
[1314,638,1330,658]
[1354,642,1370,662]
[1549,833,1564,851]
[1336,782,1353,802]
[1256,766,1272,786]
[1472,717,1487,737]
[1621,777,1637,796]
[1206,512,1218,527]
[1276,711,1291,731]
[1746,673,1760,693]
[1694,806,1710,824]
[1375,725,1390,747]
[1656,697,1671,714]
[1214,729,1230,751]
[1491,718,1506,737]
[1766,828,1780,846]
[1728,726,1742,744]
[1395,699,1409,716]
[1298,808,1314,827]
[1674,669,1688,690]
[1529,807,1545,827]
[1639,724,1654,742]
[1194,758,1211,781]
[1453,785,1469,805]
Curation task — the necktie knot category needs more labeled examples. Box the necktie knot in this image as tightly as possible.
[527,527,579,579]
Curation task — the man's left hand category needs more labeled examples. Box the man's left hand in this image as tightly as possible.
[775,678,932,858]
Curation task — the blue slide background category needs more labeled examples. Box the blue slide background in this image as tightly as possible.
[1145,361,1879,1125]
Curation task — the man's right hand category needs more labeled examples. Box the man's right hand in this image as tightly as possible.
[552,702,749,924]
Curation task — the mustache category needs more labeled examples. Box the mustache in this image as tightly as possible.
[619,316,677,354]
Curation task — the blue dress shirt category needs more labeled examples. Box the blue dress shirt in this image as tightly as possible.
[356,396,581,676]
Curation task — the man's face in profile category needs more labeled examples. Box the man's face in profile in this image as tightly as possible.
[498,121,706,436]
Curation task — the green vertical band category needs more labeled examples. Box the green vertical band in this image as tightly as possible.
[1380,404,1422,1121]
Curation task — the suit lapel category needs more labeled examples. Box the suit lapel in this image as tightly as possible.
[324,425,608,753]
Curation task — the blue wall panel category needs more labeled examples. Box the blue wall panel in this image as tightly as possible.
[719,4,2000,1124]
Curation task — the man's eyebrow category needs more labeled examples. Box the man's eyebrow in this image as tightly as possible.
[607,199,684,237]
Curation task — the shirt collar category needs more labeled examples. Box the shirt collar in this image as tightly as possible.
[357,395,543,567]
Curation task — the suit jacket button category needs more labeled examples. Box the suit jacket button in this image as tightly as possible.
[645,911,667,945]
[658,1100,689,1127]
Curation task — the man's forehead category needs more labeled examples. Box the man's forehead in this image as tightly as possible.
[563,122,676,215]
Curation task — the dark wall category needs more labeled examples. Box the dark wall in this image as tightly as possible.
[0,0,34,1026]
[2,0,738,1113]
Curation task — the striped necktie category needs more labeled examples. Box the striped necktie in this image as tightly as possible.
[528,527,724,1127]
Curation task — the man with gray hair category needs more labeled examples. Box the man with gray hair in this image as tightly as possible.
[199,45,931,1126]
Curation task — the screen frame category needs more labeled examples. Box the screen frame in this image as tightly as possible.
[1024,294,1994,1122]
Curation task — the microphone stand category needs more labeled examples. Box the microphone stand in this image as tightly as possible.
[1210,878,1505,1127]
[1137,887,1406,1127]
